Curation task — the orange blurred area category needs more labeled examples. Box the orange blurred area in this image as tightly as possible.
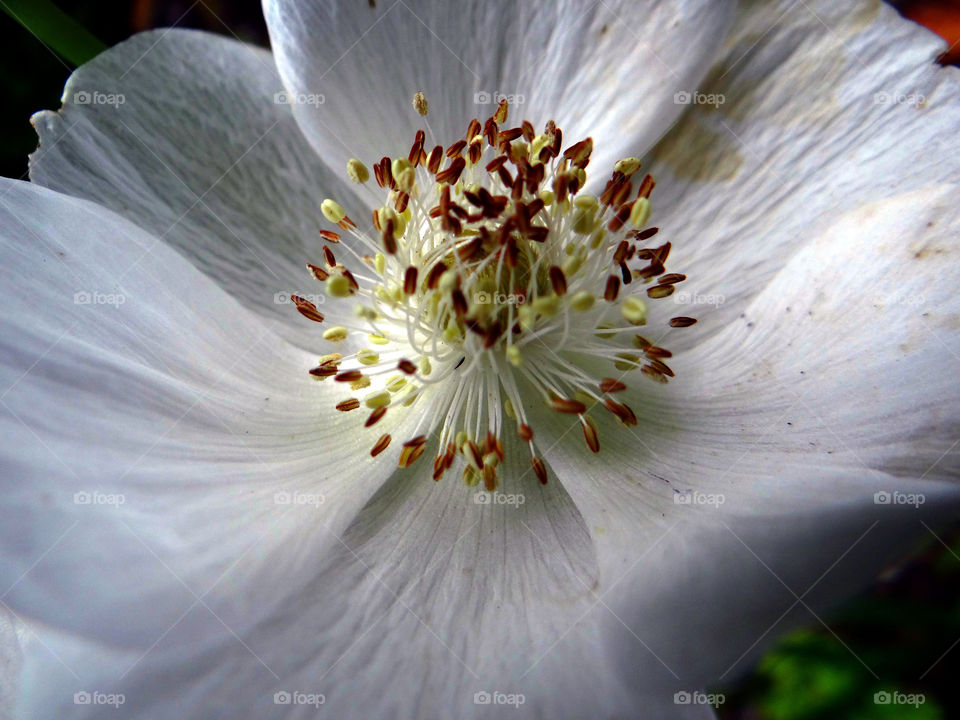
[894,0,960,63]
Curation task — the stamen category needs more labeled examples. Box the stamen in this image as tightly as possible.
[292,99,695,490]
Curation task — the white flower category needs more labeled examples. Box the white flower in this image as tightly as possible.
[1,1,959,718]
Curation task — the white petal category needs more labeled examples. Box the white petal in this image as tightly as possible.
[263,0,735,178]
[28,29,366,347]
[0,179,417,649]
[528,184,960,690]
[646,1,960,351]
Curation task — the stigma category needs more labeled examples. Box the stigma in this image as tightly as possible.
[292,95,696,491]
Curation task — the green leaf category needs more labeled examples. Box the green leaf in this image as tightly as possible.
[2,0,107,66]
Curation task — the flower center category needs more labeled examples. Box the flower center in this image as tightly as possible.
[291,95,696,490]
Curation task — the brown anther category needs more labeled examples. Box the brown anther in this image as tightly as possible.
[548,266,568,295]
[292,295,324,323]
[613,240,630,266]
[380,157,394,189]
[427,145,443,174]
[307,263,329,282]
[637,262,665,280]
[342,268,360,292]
[373,161,385,187]
[620,262,632,285]
[483,464,497,492]
[468,140,483,165]
[582,417,600,453]
[395,191,410,213]
[608,202,632,232]
[604,275,621,302]
[483,322,503,349]
[550,397,587,415]
[334,370,363,382]
[648,359,675,377]
[466,441,484,469]
[457,236,483,262]
[319,230,341,242]
[518,424,534,442]
[437,156,466,185]
[372,208,382,231]
[446,139,467,158]
[658,273,686,285]
[521,120,535,141]
[323,246,337,267]
[669,316,698,328]
[633,335,652,350]
[641,365,669,383]
[365,406,387,428]
[644,346,673,359]
[409,129,425,163]
[309,365,338,378]
[498,127,522,143]
[485,155,508,172]
[432,455,446,481]
[370,433,391,457]
[483,117,499,147]
[531,456,548,485]
[336,398,360,412]
[647,285,675,299]
[403,266,418,295]
[637,173,655,199]
[497,166,514,188]
[633,227,660,241]
[426,262,447,289]
[397,359,417,375]
[563,137,593,168]
[466,118,481,140]
[451,288,468,316]
[603,398,638,426]
[599,378,627,393]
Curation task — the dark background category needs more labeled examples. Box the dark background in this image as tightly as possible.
[2,1,959,718]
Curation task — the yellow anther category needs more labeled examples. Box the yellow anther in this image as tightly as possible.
[539,189,555,206]
[614,353,641,371]
[357,349,380,366]
[321,199,346,224]
[614,157,641,175]
[386,376,407,393]
[506,345,522,367]
[621,297,648,326]
[326,275,353,298]
[322,326,349,342]
[350,376,371,391]
[629,197,652,229]
[374,252,386,275]
[413,91,428,116]
[569,291,595,312]
[532,294,560,318]
[346,158,370,184]
[365,390,392,409]
[369,333,390,345]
